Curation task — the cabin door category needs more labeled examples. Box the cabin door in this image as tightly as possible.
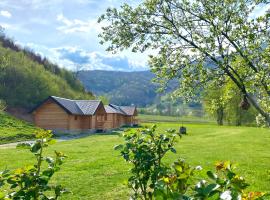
[96,114,105,129]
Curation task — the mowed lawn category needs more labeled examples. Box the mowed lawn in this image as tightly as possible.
[1,123,270,199]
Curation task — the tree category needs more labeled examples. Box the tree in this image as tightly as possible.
[99,0,270,125]
[203,79,258,126]
[203,83,226,125]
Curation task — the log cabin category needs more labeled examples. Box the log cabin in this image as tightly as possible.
[104,104,138,129]
[31,96,138,132]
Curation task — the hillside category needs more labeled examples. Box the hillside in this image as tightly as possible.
[0,33,94,109]
[0,112,40,144]
[78,70,176,106]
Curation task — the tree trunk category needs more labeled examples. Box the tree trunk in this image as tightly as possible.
[245,93,270,126]
[216,107,224,125]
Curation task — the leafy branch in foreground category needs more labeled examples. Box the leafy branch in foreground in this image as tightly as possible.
[0,130,69,200]
[115,125,269,199]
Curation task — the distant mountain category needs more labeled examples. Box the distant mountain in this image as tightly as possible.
[78,70,172,106]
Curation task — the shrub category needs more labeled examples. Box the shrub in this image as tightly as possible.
[114,125,178,199]
[0,130,69,200]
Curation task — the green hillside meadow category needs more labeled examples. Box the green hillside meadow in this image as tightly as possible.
[0,120,270,199]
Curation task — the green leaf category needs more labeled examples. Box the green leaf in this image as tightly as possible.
[31,142,42,153]
[207,171,218,180]
[170,148,177,153]
[203,184,219,195]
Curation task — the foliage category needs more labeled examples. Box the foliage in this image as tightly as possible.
[0,31,86,93]
[114,125,178,199]
[99,0,270,125]
[115,125,269,199]
[98,95,110,105]
[154,159,199,199]
[0,130,68,200]
[203,80,258,126]
[256,114,268,127]
[0,32,93,109]
[203,83,227,125]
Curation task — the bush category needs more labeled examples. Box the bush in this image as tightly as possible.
[0,130,69,200]
[115,125,269,200]
[114,125,178,199]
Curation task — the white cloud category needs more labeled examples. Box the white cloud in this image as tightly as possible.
[56,13,101,34]
[24,43,148,71]
[0,10,12,18]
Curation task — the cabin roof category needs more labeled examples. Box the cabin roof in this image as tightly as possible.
[120,106,137,116]
[106,104,136,116]
[51,96,102,115]
[104,105,123,114]
[31,96,102,115]
[31,96,136,116]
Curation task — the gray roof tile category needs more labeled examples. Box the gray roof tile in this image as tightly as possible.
[51,96,101,115]
[106,104,136,116]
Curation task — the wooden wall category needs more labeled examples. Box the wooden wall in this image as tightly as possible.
[103,113,115,129]
[34,99,69,130]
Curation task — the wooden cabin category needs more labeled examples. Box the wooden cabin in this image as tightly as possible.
[31,96,137,132]
[104,104,138,130]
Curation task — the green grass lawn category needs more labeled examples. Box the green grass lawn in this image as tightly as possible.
[1,122,270,199]
[138,114,215,124]
[0,112,40,144]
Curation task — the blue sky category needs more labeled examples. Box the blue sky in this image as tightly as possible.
[0,0,147,71]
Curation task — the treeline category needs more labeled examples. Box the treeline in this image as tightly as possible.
[138,94,204,117]
[0,32,93,109]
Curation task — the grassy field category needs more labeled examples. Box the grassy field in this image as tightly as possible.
[138,114,215,124]
[0,122,270,199]
[0,112,40,144]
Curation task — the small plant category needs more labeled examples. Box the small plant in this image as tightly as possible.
[114,125,179,199]
[0,130,69,200]
[194,161,250,199]
[154,159,200,199]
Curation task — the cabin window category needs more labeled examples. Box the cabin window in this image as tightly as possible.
[74,116,78,120]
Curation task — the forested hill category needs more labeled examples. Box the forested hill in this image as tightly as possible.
[0,34,93,109]
[78,70,176,106]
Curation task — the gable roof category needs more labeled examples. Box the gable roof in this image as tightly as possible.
[105,104,137,116]
[31,96,102,115]
[119,106,137,116]
[104,105,122,114]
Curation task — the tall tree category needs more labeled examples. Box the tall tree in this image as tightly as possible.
[99,0,270,125]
